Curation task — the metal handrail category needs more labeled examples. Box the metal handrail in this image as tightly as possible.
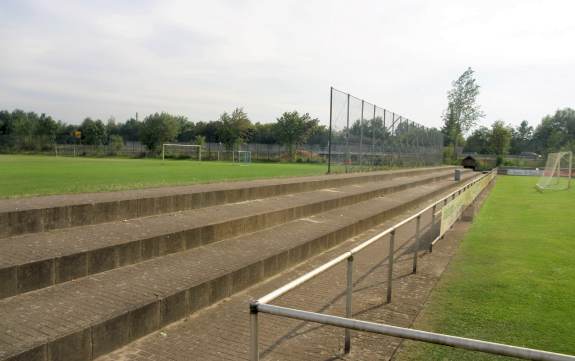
[257,169,494,305]
[256,304,575,361]
[246,168,573,361]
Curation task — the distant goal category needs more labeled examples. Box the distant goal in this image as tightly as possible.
[162,144,202,161]
[536,151,572,191]
[233,150,252,165]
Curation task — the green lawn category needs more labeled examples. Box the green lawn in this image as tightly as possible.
[0,155,329,198]
[399,176,575,360]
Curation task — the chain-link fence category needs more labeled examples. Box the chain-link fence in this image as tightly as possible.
[328,87,443,172]
[47,142,327,162]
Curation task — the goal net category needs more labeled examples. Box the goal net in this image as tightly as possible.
[536,151,572,191]
[162,144,202,161]
[233,150,252,164]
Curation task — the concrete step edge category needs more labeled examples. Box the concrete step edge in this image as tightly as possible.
[0,167,457,238]
[0,169,466,300]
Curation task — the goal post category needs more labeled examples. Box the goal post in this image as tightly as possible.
[233,150,252,165]
[536,151,572,191]
[162,144,202,161]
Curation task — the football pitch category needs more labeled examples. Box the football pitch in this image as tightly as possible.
[0,155,329,198]
[399,175,575,359]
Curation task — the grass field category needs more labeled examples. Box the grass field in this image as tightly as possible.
[0,155,329,198]
[399,176,575,360]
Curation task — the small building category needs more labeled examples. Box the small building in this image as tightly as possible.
[461,155,477,170]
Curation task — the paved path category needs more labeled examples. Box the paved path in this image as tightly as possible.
[97,191,470,361]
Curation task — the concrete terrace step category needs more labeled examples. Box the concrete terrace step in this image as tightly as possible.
[0,168,467,299]
[0,172,478,361]
[0,166,456,238]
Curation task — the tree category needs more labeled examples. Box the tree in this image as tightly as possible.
[108,135,124,155]
[11,110,35,149]
[195,121,221,142]
[177,120,196,143]
[306,124,330,147]
[490,121,512,156]
[139,112,180,152]
[509,120,533,154]
[80,118,107,145]
[0,110,15,150]
[217,108,252,150]
[442,67,485,156]
[105,117,120,144]
[252,122,277,144]
[273,111,319,160]
[34,113,58,150]
[118,118,140,142]
[194,135,206,147]
[531,108,575,155]
[463,126,491,154]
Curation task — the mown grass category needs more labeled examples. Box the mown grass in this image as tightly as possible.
[0,155,329,198]
[398,176,575,360]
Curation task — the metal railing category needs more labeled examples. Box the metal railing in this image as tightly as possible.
[248,170,575,361]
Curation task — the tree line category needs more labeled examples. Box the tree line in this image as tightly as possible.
[0,108,329,159]
[463,109,575,156]
[0,106,442,159]
[441,67,575,159]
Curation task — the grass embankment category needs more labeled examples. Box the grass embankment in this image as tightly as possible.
[399,176,575,360]
[0,155,329,198]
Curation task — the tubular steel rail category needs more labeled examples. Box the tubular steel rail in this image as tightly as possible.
[248,170,575,361]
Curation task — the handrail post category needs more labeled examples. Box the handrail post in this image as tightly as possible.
[412,215,421,274]
[430,204,437,253]
[250,301,259,361]
[344,255,354,353]
[386,230,396,303]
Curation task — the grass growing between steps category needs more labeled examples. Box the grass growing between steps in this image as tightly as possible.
[0,155,330,198]
[398,176,575,360]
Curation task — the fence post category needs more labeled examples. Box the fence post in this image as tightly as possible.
[430,204,438,253]
[386,230,395,303]
[372,106,376,167]
[344,255,354,353]
[412,215,421,274]
[346,93,350,173]
[250,302,259,361]
[359,100,364,169]
[328,87,333,174]
[390,113,395,168]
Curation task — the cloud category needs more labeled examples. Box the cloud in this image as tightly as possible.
[0,0,574,129]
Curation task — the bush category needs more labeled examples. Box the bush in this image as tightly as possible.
[108,135,124,155]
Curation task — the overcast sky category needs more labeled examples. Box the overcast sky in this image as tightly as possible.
[1,0,574,130]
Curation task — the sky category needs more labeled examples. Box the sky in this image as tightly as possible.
[1,0,574,130]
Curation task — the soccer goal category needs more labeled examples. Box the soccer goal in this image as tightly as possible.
[162,144,202,161]
[536,151,572,191]
[233,150,252,165]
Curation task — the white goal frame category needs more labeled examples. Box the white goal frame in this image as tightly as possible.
[162,144,202,161]
[233,150,252,164]
[536,151,572,191]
